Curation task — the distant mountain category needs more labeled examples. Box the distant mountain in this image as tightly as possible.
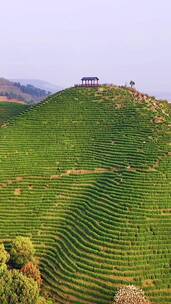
[0,78,51,104]
[12,79,62,94]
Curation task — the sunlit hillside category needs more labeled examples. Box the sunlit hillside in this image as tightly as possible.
[0,87,170,304]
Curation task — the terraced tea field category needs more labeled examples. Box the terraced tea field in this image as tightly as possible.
[0,87,170,303]
[0,102,28,125]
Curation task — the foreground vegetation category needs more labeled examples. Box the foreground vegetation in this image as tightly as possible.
[0,86,170,303]
[0,236,53,304]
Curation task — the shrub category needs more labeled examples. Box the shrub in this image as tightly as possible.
[10,236,35,268]
[21,262,42,287]
[0,243,10,265]
[0,269,39,304]
[113,285,150,304]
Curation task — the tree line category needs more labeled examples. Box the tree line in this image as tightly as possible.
[14,82,51,98]
[0,236,54,304]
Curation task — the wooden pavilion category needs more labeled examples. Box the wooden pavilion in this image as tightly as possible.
[81,77,99,87]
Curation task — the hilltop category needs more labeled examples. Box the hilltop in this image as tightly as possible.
[0,77,51,104]
[0,86,170,304]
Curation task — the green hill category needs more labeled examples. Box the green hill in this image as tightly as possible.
[0,102,29,126]
[0,87,170,304]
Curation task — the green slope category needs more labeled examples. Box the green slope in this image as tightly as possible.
[0,87,170,304]
[0,102,28,125]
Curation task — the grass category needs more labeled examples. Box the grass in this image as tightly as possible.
[0,102,29,125]
[0,86,170,303]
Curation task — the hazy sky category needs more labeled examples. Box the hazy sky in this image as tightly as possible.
[0,0,171,92]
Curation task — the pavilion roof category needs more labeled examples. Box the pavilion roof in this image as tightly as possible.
[81,77,99,81]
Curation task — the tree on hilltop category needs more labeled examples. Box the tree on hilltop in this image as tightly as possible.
[130,80,135,88]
